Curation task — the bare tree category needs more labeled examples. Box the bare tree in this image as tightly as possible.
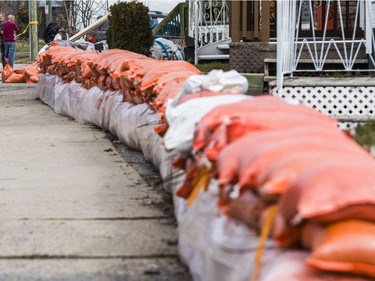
[58,0,108,33]
[64,0,76,29]
[0,1,23,21]
[76,0,108,28]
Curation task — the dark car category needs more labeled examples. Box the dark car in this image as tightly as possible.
[87,11,166,43]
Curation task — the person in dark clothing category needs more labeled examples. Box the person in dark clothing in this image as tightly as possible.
[43,21,61,44]
[3,15,20,67]
[0,13,5,68]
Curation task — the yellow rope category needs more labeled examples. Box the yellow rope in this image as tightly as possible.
[16,21,38,38]
[251,204,279,281]
[186,169,210,207]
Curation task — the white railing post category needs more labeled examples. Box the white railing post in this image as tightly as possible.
[277,0,296,94]
[278,0,375,80]
[194,0,199,65]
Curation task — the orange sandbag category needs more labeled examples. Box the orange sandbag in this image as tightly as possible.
[217,126,366,190]
[261,250,371,281]
[51,48,82,64]
[307,220,375,278]
[257,150,372,195]
[2,63,27,83]
[81,62,93,79]
[14,68,25,75]
[89,49,126,74]
[94,50,143,75]
[5,73,25,83]
[151,79,185,112]
[97,74,108,90]
[110,54,148,75]
[27,75,39,83]
[125,60,199,90]
[193,96,337,160]
[24,62,41,83]
[237,136,372,191]
[140,67,200,93]
[152,71,198,95]
[280,161,375,224]
[1,64,14,81]
[122,59,164,80]
[222,189,265,230]
[111,77,121,90]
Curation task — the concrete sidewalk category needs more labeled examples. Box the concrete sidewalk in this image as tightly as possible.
[0,84,191,280]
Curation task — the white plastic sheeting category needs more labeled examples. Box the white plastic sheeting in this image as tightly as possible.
[164,95,250,152]
[171,69,249,108]
[164,70,250,152]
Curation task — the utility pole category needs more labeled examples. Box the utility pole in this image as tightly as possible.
[29,0,38,61]
[46,0,53,25]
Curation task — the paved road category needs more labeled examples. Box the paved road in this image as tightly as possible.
[0,83,191,281]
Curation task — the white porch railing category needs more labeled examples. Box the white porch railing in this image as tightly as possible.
[189,0,230,64]
[277,0,375,94]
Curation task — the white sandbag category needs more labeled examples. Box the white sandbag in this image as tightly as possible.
[171,70,249,107]
[139,123,177,193]
[37,74,59,108]
[54,80,71,117]
[202,70,249,94]
[178,180,278,281]
[170,75,204,107]
[104,97,179,195]
[95,90,122,131]
[168,170,188,220]
[67,81,88,124]
[108,100,137,138]
[113,102,151,151]
[164,95,251,152]
[81,86,105,127]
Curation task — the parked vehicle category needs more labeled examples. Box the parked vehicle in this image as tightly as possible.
[87,11,167,43]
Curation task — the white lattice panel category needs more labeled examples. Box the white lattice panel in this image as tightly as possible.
[273,86,375,122]
[337,121,362,132]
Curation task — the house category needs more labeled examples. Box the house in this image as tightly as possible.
[228,0,375,129]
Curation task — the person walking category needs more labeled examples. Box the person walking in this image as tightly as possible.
[0,13,5,68]
[2,15,19,67]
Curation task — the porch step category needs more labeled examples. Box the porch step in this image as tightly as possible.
[217,44,230,50]
[198,54,229,60]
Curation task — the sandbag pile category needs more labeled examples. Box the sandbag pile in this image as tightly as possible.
[169,93,375,279]
[37,46,201,120]
[35,45,375,281]
[2,62,40,83]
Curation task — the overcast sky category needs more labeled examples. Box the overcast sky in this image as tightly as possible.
[109,0,184,13]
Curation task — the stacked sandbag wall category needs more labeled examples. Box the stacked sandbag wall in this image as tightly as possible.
[36,46,375,281]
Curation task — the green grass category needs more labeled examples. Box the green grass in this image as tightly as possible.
[15,57,34,64]
[14,38,46,64]
[15,39,30,52]
[16,38,46,52]
[353,120,375,149]
[196,61,230,73]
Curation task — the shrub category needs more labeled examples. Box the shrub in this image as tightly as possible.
[354,119,375,149]
[107,1,153,55]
